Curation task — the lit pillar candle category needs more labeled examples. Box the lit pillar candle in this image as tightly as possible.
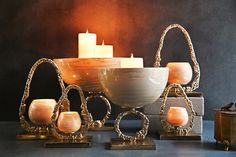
[28,99,58,125]
[78,30,96,58]
[120,53,143,68]
[94,40,113,58]
[167,107,188,127]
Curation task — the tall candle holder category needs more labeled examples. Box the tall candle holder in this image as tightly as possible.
[99,68,169,150]
[17,58,69,140]
[154,24,201,94]
[159,83,201,140]
[153,24,202,140]
[45,85,92,148]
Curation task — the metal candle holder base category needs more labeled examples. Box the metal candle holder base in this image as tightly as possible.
[16,132,49,140]
[158,132,201,140]
[45,136,92,148]
[86,92,113,131]
[109,138,155,150]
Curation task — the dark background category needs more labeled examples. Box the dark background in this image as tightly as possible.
[0,0,235,121]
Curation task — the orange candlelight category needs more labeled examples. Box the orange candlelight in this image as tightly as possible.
[167,62,192,85]
[57,111,81,133]
[28,99,58,125]
[167,107,188,127]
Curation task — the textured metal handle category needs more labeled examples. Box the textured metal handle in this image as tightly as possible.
[160,83,196,135]
[114,109,149,142]
[51,85,91,140]
[86,94,111,128]
[19,58,67,134]
[154,24,200,92]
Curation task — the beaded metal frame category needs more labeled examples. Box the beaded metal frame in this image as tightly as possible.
[86,92,111,129]
[19,58,68,135]
[160,83,196,135]
[154,24,200,93]
[114,108,149,142]
[50,85,91,140]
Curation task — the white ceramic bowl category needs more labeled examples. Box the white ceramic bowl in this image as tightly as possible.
[99,68,169,108]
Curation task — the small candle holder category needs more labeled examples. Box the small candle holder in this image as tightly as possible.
[158,83,201,140]
[154,24,201,95]
[17,58,69,140]
[99,67,169,150]
[45,85,92,148]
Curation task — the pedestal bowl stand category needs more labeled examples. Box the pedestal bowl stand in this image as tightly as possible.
[99,67,169,150]
[54,58,124,131]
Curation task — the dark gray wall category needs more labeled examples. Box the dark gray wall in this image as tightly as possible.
[0,0,236,121]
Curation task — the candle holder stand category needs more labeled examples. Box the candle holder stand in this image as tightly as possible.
[45,85,92,148]
[17,58,69,140]
[158,83,201,140]
[99,68,169,150]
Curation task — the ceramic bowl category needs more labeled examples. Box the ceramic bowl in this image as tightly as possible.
[54,58,125,92]
[28,99,58,125]
[99,68,169,108]
[167,62,192,85]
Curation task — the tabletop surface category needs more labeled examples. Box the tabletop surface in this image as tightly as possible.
[0,120,236,157]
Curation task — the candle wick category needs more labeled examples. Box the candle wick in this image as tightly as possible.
[102,40,105,46]
[131,53,134,58]
[86,29,88,33]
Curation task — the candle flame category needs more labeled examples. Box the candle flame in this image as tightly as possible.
[102,40,105,46]
[86,29,88,33]
[130,53,134,58]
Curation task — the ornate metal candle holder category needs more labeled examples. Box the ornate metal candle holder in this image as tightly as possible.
[17,58,69,140]
[99,68,169,150]
[159,83,201,140]
[45,85,92,148]
[53,58,124,131]
[154,24,201,94]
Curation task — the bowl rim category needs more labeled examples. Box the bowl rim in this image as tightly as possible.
[167,62,190,64]
[99,67,169,71]
[53,57,143,61]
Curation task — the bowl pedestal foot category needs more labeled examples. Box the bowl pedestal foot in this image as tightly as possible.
[109,108,156,150]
